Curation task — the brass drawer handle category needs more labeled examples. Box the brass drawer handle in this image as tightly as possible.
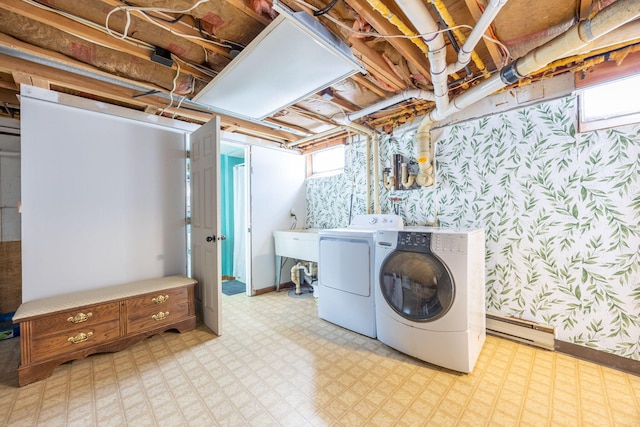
[152,311,169,321]
[152,295,169,304]
[68,331,93,344]
[67,312,92,324]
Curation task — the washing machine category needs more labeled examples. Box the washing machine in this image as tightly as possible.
[318,214,403,338]
[374,227,486,373]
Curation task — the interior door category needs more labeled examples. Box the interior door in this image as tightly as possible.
[190,116,222,335]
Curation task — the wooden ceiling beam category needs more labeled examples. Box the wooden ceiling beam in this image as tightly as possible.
[264,117,313,135]
[350,74,390,98]
[345,0,432,80]
[312,93,360,113]
[99,0,233,59]
[0,10,201,94]
[224,0,272,26]
[0,33,164,96]
[0,88,19,105]
[110,0,265,47]
[350,38,407,92]
[0,0,214,83]
[0,48,299,143]
[0,0,152,62]
[11,71,49,89]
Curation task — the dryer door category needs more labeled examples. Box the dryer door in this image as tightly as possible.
[379,251,454,322]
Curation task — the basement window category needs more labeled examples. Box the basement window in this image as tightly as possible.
[579,73,640,132]
[308,145,345,178]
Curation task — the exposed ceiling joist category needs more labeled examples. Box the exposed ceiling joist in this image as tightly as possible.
[0,0,637,153]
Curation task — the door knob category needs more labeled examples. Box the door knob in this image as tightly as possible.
[206,235,215,242]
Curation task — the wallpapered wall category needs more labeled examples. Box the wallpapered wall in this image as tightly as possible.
[306,96,640,360]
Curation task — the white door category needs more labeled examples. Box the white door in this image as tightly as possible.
[190,116,222,335]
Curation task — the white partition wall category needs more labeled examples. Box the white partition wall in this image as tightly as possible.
[250,145,306,291]
[21,87,191,302]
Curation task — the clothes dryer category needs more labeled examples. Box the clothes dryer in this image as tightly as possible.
[318,214,403,338]
[374,227,486,373]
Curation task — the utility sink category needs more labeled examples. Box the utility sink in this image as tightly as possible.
[273,229,320,262]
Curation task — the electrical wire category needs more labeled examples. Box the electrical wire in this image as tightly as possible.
[144,12,186,24]
[23,0,154,52]
[293,0,510,63]
[22,0,221,80]
[476,0,510,66]
[158,57,181,117]
[105,0,233,49]
[172,96,188,119]
[314,0,339,17]
[173,55,218,78]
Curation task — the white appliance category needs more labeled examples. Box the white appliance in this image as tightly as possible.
[318,214,404,338]
[374,227,486,373]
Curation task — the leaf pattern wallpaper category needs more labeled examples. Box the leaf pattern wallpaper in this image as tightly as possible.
[306,96,640,360]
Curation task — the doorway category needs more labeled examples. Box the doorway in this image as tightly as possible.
[220,142,251,296]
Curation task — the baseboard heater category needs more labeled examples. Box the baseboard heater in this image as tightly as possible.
[486,312,556,350]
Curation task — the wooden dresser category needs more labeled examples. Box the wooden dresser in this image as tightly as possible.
[12,276,197,386]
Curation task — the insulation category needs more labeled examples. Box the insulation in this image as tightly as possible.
[122,0,266,46]
[250,0,278,19]
[493,0,579,58]
[332,78,384,107]
[38,0,209,64]
[297,97,349,120]
[0,10,198,94]
[271,109,335,134]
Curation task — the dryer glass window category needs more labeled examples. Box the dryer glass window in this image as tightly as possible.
[379,252,454,321]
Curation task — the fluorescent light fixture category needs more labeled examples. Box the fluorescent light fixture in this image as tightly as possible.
[192,0,365,120]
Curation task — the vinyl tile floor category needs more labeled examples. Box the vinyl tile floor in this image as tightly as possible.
[1,290,639,426]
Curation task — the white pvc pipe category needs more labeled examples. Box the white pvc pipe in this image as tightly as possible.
[365,134,371,214]
[291,261,315,294]
[395,0,450,113]
[430,73,505,121]
[447,0,509,74]
[424,0,640,140]
[339,121,381,213]
[517,0,640,76]
[372,132,380,213]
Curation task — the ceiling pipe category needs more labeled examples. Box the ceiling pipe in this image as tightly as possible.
[429,0,640,124]
[429,2,474,80]
[364,0,463,84]
[355,0,507,126]
[395,0,449,113]
[445,0,508,76]
[414,0,640,186]
[339,121,381,214]
[347,0,507,125]
[333,0,509,206]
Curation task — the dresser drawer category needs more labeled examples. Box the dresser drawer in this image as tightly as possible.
[31,319,121,361]
[126,287,190,334]
[30,301,120,338]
